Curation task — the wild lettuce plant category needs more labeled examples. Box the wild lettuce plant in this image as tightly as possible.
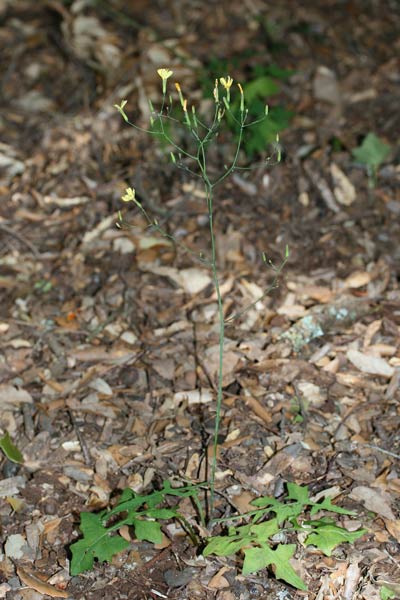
[115,69,288,518]
[68,70,366,589]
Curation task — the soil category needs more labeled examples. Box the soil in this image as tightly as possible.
[0,1,399,599]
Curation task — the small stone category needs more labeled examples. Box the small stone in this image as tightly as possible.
[5,534,27,559]
[164,568,197,588]
[313,66,341,105]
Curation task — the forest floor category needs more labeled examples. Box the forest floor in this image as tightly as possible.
[0,1,399,599]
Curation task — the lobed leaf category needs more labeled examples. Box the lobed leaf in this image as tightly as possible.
[243,543,307,590]
[133,518,163,544]
[304,523,366,556]
[250,496,304,523]
[352,133,391,169]
[70,513,130,575]
[310,496,356,516]
[203,530,252,557]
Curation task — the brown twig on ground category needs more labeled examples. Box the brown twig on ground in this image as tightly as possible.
[68,409,92,466]
[0,223,41,259]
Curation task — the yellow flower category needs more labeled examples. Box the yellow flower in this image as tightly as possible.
[157,68,173,80]
[157,68,173,94]
[121,187,135,202]
[220,76,233,90]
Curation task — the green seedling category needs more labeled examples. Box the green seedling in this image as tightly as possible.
[201,58,293,158]
[289,395,305,423]
[70,480,202,575]
[228,72,293,158]
[380,585,396,600]
[204,482,366,590]
[352,132,391,187]
[34,279,53,294]
[0,431,23,463]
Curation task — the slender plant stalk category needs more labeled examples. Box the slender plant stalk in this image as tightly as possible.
[205,181,225,519]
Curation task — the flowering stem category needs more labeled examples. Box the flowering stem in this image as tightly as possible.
[206,181,225,520]
[116,73,286,527]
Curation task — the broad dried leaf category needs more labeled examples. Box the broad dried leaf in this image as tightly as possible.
[17,567,69,598]
[349,486,396,520]
[347,349,394,378]
[0,385,33,409]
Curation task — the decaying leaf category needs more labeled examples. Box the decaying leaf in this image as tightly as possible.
[349,486,396,520]
[346,350,394,378]
[17,566,69,598]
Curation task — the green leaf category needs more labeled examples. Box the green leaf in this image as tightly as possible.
[264,64,294,81]
[304,523,366,556]
[241,107,293,157]
[243,544,307,590]
[250,496,304,523]
[145,508,177,519]
[244,76,279,102]
[352,133,391,169]
[242,545,271,575]
[0,432,23,463]
[271,544,308,590]
[250,518,280,542]
[70,481,202,575]
[286,482,310,504]
[380,585,396,599]
[161,480,202,499]
[119,488,135,502]
[310,496,356,516]
[133,518,162,544]
[70,512,130,575]
[203,528,252,557]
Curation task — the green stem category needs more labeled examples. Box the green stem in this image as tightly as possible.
[206,182,225,521]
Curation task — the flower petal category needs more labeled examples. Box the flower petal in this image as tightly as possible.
[157,68,173,80]
[121,187,135,202]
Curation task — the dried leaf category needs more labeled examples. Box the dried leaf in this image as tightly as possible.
[330,163,356,206]
[344,271,371,289]
[349,486,396,520]
[174,388,213,405]
[17,566,69,598]
[208,566,231,589]
[347,349,394,378]
[0,385,33,409]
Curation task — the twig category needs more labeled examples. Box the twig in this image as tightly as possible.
[356,442,400,460]
[68,409,92,466]
[0,223,41,259]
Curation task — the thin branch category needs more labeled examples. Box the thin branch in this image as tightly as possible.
[225,252,289,323]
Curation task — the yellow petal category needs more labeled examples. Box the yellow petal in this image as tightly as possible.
[121,187,135,202]
[157,68,173,80]
[220,76,233,89]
